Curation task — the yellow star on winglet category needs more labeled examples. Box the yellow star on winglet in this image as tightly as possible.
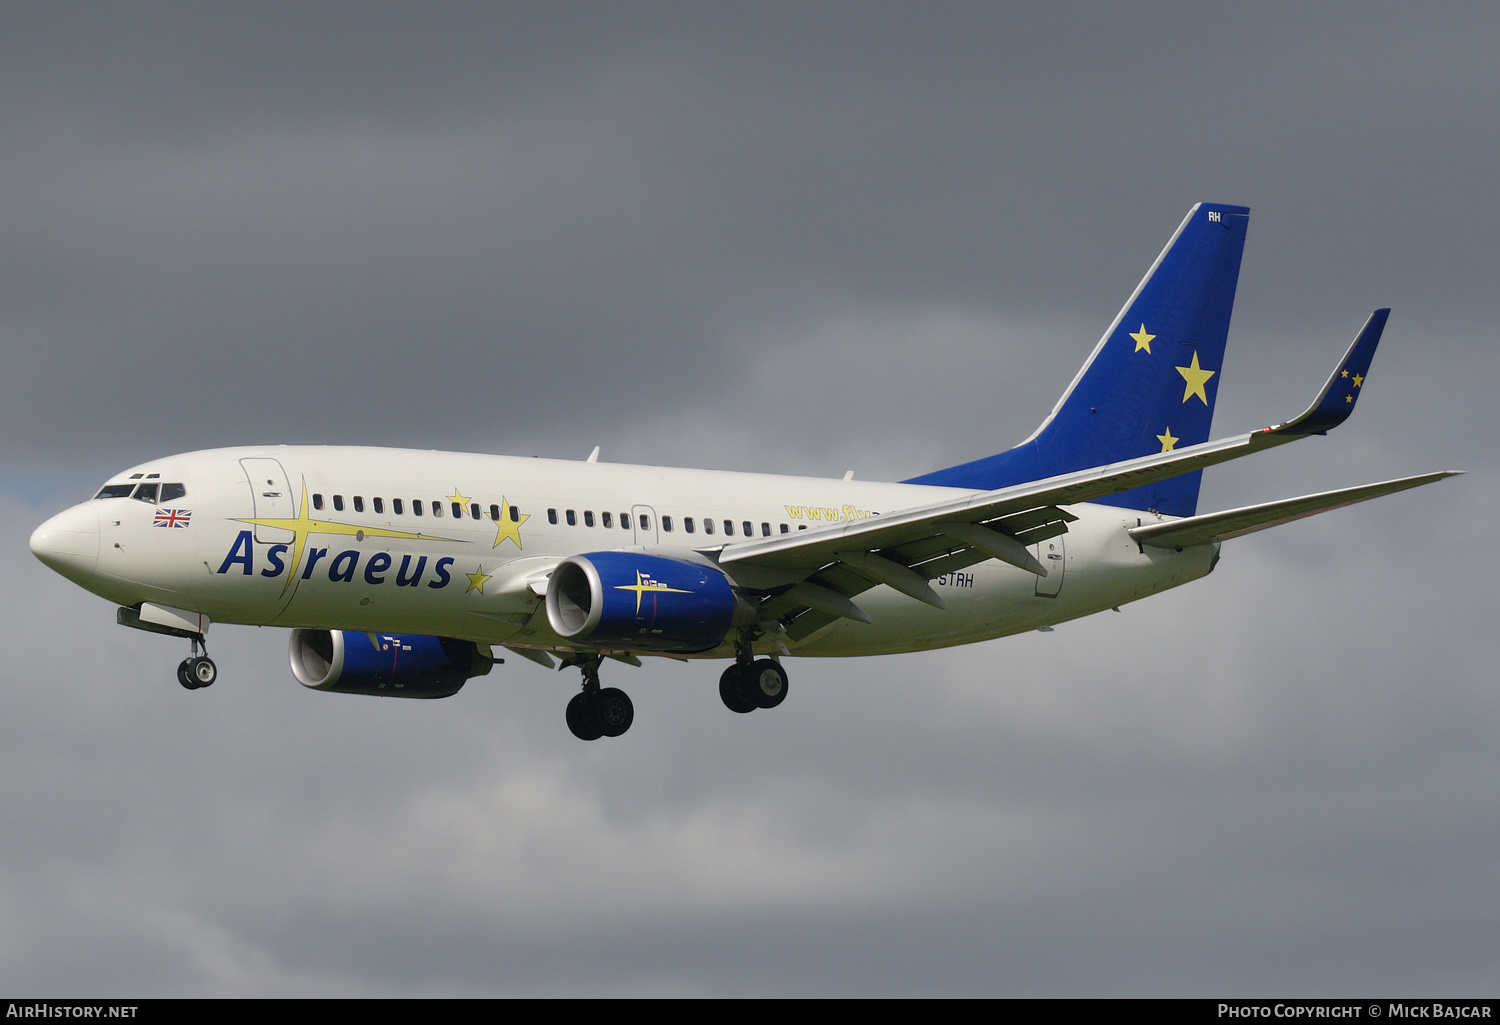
[1341,370,1349,378]
[1352,373,1364,387]
[1346,394,1353,403]
[1157,427,1178,452]
[447,488,471,507]
[465,566,492,594]
[492,498,529,550]
[1176,351,1216,405]
[1130,324,1155,353]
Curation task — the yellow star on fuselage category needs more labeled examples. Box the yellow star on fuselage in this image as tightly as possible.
[447,488,471,508]
[613,570,692,614]
[1157,427,1179,452]
[1130,324,1155,353]
[236,482,462,595]
[465,566,492,594]
[493,498,529,549]
[1176,351,1216,405]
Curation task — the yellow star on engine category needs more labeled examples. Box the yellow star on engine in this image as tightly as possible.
[492,497,529,549]
[1352,373,1364,387]
[1130,324,1155,353]
[1176,351,1216,405]
[614,570,692,614]
[465,566,492,594]
[447,488,471,507]
[1157,427,1178,452]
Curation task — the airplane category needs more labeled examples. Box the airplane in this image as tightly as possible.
[29,202,1461,741]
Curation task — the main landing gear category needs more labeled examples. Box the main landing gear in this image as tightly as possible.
[719,634,789,714]
[176,635,217,691]
[564,656,634,741]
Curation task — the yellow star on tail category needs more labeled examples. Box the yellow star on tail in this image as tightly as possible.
[1157,427,1178,452]
[492,498,529,549]
[1176,351,1216,405]
[1130,324,1155,353]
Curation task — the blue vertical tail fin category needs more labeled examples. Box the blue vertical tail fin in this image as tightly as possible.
[905,202,1250,517]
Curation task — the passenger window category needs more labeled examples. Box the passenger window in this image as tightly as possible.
[392,498,403,515]
[662,515,673,532]
[470,503,481,520]
[132,483,159,503]
[432,501,443,517]
[333,495,344,512]
[584,510,595,527]
[353,496,364,512]
[761,522,770,536]
[566,510,576,526]
[780,523,789,534]
[313,494,324,511]
[451,502,462,518]
[548,509,558,524]
[510,506,521,522]
[639,514,650,530]
[742,521,752,537]
[374,497,384,514]
[94,484,136,499]
[412,500,423,517]
[159,483,187,502]
[489,504,500,521]
[723,520,734,536]
[602,511,613,528]
[684,517,695,534]
[703,518,714,535]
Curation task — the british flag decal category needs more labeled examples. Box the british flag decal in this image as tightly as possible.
[154,508,191,528]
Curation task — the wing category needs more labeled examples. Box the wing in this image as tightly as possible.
[709,310,1454,639]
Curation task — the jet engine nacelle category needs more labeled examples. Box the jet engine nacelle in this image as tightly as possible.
[289,629,493,699]
[546,552,751,652]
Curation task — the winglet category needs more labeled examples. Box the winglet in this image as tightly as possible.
[1272,309,1389,437]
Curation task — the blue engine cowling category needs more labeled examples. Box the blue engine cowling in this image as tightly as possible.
[289,629,493,699]
[545,552,745,653]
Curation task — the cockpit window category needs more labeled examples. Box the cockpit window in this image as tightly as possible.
[132,483,159,503]
[94,484,135,499]
[159,483,187,502]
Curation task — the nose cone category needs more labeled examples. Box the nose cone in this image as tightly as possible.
[31,503,100,585]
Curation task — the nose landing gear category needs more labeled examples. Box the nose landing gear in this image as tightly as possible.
[177,636,217,691]
[564,656,634,741]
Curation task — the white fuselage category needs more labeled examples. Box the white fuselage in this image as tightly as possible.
[35,445,1217,661]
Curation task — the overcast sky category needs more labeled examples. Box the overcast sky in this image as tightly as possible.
[2,2,1497,996]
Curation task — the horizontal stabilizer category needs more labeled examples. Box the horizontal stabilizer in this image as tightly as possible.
[1128,471,1461,549]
